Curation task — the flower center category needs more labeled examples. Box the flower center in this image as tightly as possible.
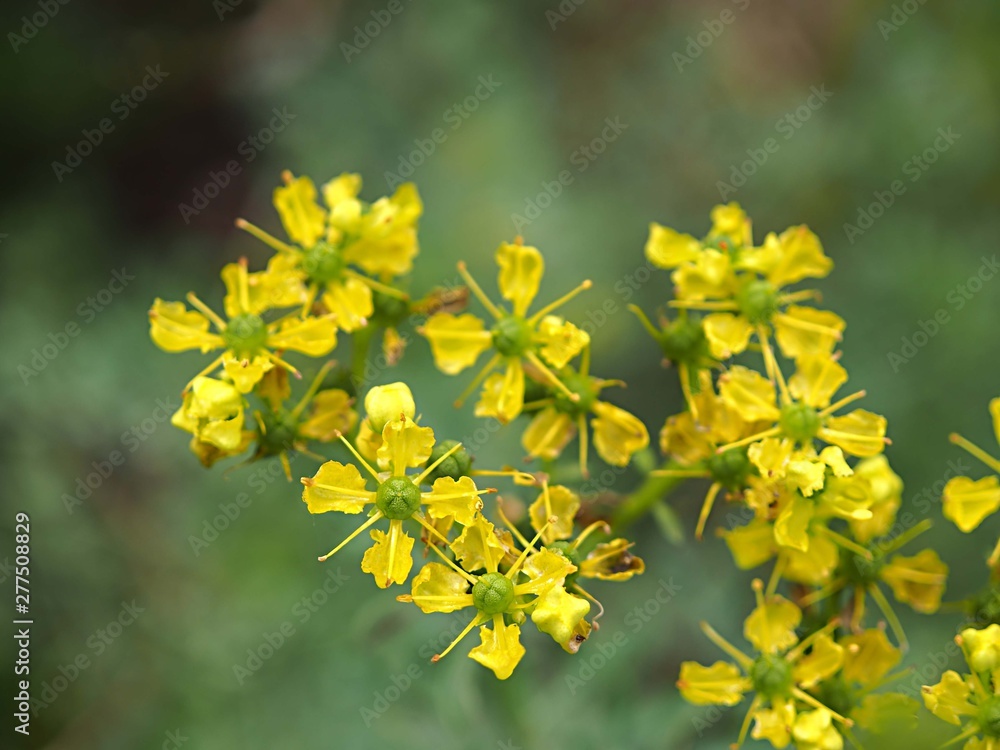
[749,654,794,700]
[659,315,708,364]
[256,410,298,456]
[491,315,533,357]
[843,547,883,587]
[737,280,779,325]
[375,476,422,520]
[472,572,515,616]
[222,313,268,357]
[301,241,346,285]
[707,447,753,491]
[553,372,599,416]
[980,695,1000,738]
[780,402,821,443]
[423,439,472,483]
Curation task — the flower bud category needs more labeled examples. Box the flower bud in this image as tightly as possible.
[364,382,415,432]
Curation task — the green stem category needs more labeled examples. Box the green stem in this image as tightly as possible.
[610,459,687,533]
[349,325,375,398]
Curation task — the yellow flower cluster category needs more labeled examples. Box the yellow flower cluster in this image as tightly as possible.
[150,175,976,735]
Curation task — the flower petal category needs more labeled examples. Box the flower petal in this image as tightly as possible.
[149,299,220,353]
[744,594,801,654]
[377,419,435,474]
[841,629,901,687]
[719,366,780,422]
[422,476,484,526]
[677,661,749,706]
[274,174,326,248]
[881,549,948,614]
[450,516,506,573]
[644,223,701,268]
[702,312,753,359]
[421,313,492,375]
[792,633,844,687]
[298,389,358,442]
[531,586,591,652]
[788,355,848,409]
[591,401,649,467]
[921,670,975,725]
[580,539,645,581]
[302,461,373,514]
[360,523,414,588]
[819,409,887,457]
[321,277,374,333]
[528,484,579,541]
[469,618,525,680]
[672,249,735,300]
[943,475,1000,532]
[522,407,576,461]
[534,316,589,368]
[223,354,273,393]
[766,225,832,288]
[409,562,471,613]
[267,316,337,356]
[475,361,524,424]
[774,306,845,360]
[496,241,543,316]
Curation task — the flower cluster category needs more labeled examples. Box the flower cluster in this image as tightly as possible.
[150,171,647,680]
[151,176,977,737]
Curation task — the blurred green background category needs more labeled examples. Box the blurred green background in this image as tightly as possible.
[3,0,1000,748]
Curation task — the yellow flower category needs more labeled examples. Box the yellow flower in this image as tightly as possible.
[236,171,421,332]
[364,381,416,433]
[171,376,245,452]
[650,207,842,361]
[149,259,337,393]
[398,515,576,679]
[716,356,889,460]
[677,581,848,749]
[301,417,491,588]
[521,352,648,476]
[922,625,1000,747]
[420,238,592,423]
[944,401,1000,561]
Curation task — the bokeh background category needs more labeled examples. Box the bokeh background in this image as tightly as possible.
[3,1,1000,748]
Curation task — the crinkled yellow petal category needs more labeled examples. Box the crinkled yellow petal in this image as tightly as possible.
[774,494,815,552]
[786,458,827,497]
[302,461,373,514]
[591,401,649,467]
[377,418,435,474]
[361,522,414,588]
[922,670,975,725]
[849,456,902,542]
[737,232,782,277]
[819,446,852,477]
[187,431,254,468]
[580,539,645,581]
[767,225,832,288]
[320,276,373,333]
[710,203,748,242]
[531,586,590,651]
[346,186,422,277]
[660,412,715,465]
[791,708,842,750]
[528,484,579,542]
[719,366,780,422]
[298,389,358,442]
[677,661,749,706]
[788,355,848,409]
[961,624,1000,673]
[774,306,845,360]
[671,249,734,300]
[496,241,543,316]
[782,535,838,586]
[198,412,244,451]
[793,633,844,687]
[266,315,337,356]
[421,313,492,375]
[722,521,777,570]
[274,174,326,248]
[744,594,801,654]
[881,549,947,614]
[451,516,506,573]
[186,376,243,419]
[943,475,1000,532]
[534,316,589,368]
[321,173,362,209]
[819,410,887,458]
[518,547,576,596]
[475,361,524,424]
[409,562,471,614]
[841,629,901,688]
[749,437,793,479]
[149,299,221,353]
[469,619,525,680]
[522,407,576,461]
[644,223,701,269]
[752,699,795,749]
[223,354,273,393]
[356,418,382,463]
[702,312,753,359]
[422,476,484,526]
[222,262,303,318]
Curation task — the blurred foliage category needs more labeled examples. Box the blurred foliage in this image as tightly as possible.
[1,0,999,748]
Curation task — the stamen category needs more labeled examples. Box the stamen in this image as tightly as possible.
[264,351,303,379]
[668,299,740,311]
[183,353,227,392]
[772,310,842,340]
[432,614,484,663]
[790,687,853,727]
[678,362,700,422]
[290,360,337,419]
[318,511,383,561]
[950,433,1000,474]
[695,483,722,541]
[506,518,554,580]
[797,577,846,607]
[757,327,791,406]
[699,621,754,668]
[234,218,297,254]
[776,289,821,305]
[345,269,409,300]
[715,427,782,454]
[386,519,401,586]
[571,583,605,629]
[457,261,504,320]
[571,520,611,551]
[185,292,227,330]
[626,304,661,340]
[816,526,873,561]
[730,695,762,750]
[413,515,479,584]
[751,578,771,653]
[868,583,908,651]
[528,279,593,325]
[577,413,590,479]
[332,430,382,481]
[819,390,867,417]
[453,352,502,409]
[525,352,580,402]
[878,518,933,555]
[414,441,465,486]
